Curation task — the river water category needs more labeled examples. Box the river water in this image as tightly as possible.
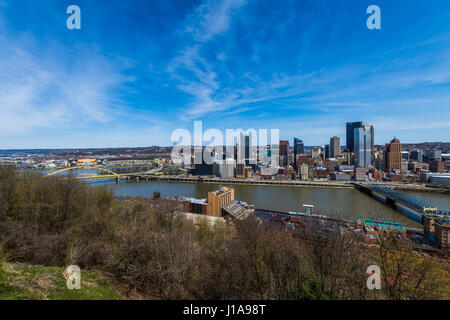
[89,179,449,228]
[36,168,450,228]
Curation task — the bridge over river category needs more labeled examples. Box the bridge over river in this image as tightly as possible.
[355,183,448,224]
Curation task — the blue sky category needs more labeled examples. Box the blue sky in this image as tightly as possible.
[0,0,449,148]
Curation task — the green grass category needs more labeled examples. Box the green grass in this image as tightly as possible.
[0,262,122,300]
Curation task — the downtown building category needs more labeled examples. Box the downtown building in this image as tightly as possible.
[330,136,340,158]
[213,159,236,178]
[236,132,258,174]
[383,138,402,172]
[354,124,373,167]
[346,122,363,152]
[279,140,289,167]
[237,132,256,165]
[293,138,304,171]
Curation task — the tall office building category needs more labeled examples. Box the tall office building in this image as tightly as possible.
[354,125,372,167]
[370,125,375,152]
[324,144,330,160]
[330,136,340,158]
[346,122,362,152]
[279,140,289,166]
[237,132,255,165]
[293,138,304,170]
[293,138,304,155]
[375,152,384,170]
[410,149,423,162]
[270,142,280,168]
[194,147,214,175]
[383,138,402,172]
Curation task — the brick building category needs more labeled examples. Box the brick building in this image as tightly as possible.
[384,138,402,172]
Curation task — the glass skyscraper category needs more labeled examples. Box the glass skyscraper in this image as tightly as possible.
[346,121,363,152]
[354,125,372,167]
[293,138,304,170]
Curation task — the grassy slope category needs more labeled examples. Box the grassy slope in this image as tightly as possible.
[0,262,122,300]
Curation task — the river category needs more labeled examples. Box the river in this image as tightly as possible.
[35,168,450,228]
[88,179,449,228]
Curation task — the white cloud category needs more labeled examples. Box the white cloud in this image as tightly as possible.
[0,35,131,137]
[167,0,450,121]
[167,0,250,118]
[185,0,247,42]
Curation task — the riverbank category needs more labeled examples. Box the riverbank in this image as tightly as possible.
[393,185,450,194]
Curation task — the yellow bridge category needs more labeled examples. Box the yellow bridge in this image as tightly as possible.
[45,166,124,181]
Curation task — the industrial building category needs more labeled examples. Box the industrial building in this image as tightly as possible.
[434,218,450,248]
[207,187,235,217]
[180,196,208,215]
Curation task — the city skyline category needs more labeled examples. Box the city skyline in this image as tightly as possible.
[1,0,450,148]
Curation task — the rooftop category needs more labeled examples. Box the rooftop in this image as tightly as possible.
[222,201,249,220]
[357,218,406,231]
[210,187,233,196]
[435,218,450,228]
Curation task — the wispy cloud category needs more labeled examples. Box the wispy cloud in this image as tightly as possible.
[165,0,450,124]
[1,1,449,147]
[184,0,247,43]
[0,35,132,136]
[167,0,248,117]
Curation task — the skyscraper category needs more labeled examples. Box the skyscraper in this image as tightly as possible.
[346,121,362,152]
[370,125,375,152]
[293,138,304,155]
[383,138,402,172]
[324,144,330,160]
[330,136,340,158]
[279,140,289,167]
[237,132,255,165]
[293,138,304,170]
[354,125,372,167]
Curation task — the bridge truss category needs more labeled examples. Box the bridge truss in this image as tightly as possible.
[369,184,437,214]
[45,166,120,178]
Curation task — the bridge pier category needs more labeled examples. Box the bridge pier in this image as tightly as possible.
[386,197,396,209]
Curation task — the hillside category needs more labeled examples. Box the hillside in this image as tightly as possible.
[0,262,122,300]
